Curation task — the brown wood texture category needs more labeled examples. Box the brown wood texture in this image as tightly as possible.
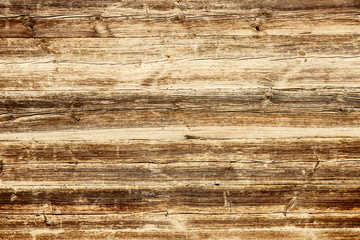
[1,0,360,239]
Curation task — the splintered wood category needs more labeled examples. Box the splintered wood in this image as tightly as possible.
[0,0,360,239]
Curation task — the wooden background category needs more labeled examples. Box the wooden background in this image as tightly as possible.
[1,0,360,239]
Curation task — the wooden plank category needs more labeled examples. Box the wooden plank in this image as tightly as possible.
[2,126,360,141]
[3,160,360,186]
[1,56,359,90]
[1,36,359,62]
[2,138,360,164]
[1,89,360,132]
[1,185,360,214]
[2,213,360,231]
[1,138,360,186]
[1,0,359,17]
[3,229,360,240]
[0,35,358,90]
[0,9,359,38]
[1,57,359,90]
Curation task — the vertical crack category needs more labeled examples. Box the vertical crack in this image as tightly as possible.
[0,161,3,176]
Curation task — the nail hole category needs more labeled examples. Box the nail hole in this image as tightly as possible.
[255,25,260,31]
[338,107,347,114]
[72,115,81,121]
[265,93,272,100]
[94,15,102,21]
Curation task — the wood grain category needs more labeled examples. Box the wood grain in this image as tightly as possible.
[1,0,360,239]
[0,34,359,90]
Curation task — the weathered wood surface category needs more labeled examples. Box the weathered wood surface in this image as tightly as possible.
[1,0,360,239]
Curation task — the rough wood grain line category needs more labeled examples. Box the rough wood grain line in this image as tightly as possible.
[1,138,359,164]
[1,138,359,187]
[0,186,360,214]
[1,36,359,62]
[0,9,359,38]
[2,160,360,186]
[1,0,359,17]
[1,126,360,141]
[1,89,360,131]
[3,229,360,240]
[1,213,360,231]
[0,36,358,90]
[0,56,359,90]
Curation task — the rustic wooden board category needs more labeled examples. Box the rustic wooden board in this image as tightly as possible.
[1,0,360,239]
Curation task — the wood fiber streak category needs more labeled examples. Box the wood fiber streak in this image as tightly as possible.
[1,186,360,213]
[0,10,359,38]
[1,89,360,132]
[0,39,360,90]
[2,138,360,163]
[0,139,360,186]
[3,230,360,240]
[1,0,360,239]
[3,160,360,185]
[1,0,359,14]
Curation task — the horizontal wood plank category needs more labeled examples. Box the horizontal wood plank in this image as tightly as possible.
[1,138,360,186]
[2,138,359,164]
[0,9,359,38]
[1,0,359,18]
[1,186,360,214]
[3,229,360,240]
[1,89,360,132]
[3,160,360,186]
[0,35,358,90]
[2,212,360,231]
[1,36,359,62]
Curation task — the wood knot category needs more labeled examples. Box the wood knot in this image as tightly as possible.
[298,50,306,56]
[264,93,272,100]
[10,194,18,202]
[19,15,35,30]
[258,9,273,19]
[338,107,349,115]
[172,103,181,110]
[92,16,113,37]
[93,15,103,22]
[7,115,16,121]
[71,115,81,122]
[171,14,185,23]
[251,23,261,32]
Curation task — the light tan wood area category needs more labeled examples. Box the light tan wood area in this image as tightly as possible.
[1,0,360,239]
